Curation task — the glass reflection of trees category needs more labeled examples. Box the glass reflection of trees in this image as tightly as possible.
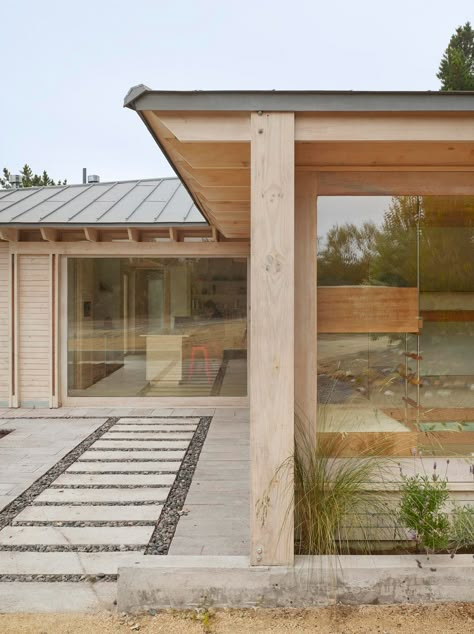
[318,196,474,292]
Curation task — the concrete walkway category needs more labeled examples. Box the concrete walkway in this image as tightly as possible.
[0,407,250,612]
[0,417,107,512]
[170,408,249,556]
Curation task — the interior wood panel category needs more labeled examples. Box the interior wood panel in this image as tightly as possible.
[318,286,419,333]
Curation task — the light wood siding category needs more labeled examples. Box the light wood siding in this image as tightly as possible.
[18,255,51,406]
[0,243,9,405]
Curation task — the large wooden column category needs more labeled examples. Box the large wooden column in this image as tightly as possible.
[250,112,295,566]
[295,173,318,446]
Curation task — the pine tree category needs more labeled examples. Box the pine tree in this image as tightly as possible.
[437,22,474,90]
[0,164,67,189]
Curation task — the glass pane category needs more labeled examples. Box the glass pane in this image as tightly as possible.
[318,195,474,457]
[67,257,247,397]
[317,196,419,453]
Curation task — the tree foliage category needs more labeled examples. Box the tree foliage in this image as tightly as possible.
[437,22,474,90]
[0,164,67,189]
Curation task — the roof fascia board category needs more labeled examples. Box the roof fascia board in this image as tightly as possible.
[125,89,474,113]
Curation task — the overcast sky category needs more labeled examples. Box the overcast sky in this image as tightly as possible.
[1,0,472,185]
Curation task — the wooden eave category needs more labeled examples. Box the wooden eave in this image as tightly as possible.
[0,224,228,243]
[126,91,474,239]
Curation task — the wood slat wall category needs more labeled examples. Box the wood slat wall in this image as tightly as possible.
[18,255,51,407]
[0,243,9,405]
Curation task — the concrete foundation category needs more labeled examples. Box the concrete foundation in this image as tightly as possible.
[117,554,474,611]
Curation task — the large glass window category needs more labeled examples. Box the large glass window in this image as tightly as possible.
[67,257,247,397]
[318,195,474,456]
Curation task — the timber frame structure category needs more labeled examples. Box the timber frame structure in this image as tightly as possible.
[1,88,474,567]
[124,87,474,566]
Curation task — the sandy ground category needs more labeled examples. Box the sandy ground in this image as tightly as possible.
[1,605,474,634]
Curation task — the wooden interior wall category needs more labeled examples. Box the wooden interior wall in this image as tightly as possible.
[0,243,9,406]
[17,255,51,407]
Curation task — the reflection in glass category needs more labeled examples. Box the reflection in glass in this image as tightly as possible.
[67,258,247,397]
[317,195,474,456]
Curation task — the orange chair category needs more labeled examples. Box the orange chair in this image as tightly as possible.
[187,345,212,384]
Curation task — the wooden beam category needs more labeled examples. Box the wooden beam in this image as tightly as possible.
[148,111,474,143]
[317,171,474,195]
[40,228,58,242]
[295,141,474,169]
[11,240,250,257]
[295,113,474,142]
[250,111,295,566]
[147,111,251,142]
[0,229,19,242]
[295,173,318,448]
[83,227,99,242]
[127,228,141,242]
[211,227,219,242]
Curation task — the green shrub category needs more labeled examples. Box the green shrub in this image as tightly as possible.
[451,505,474,551]
[398,472,450,553]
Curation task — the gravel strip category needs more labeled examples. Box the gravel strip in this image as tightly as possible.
[0,545,143,552]
[32,500,163,506]
[145,416,211,555]
[13,521,156,527]
[0,418,118,532]
[0,573,117,582]
[48,484,170,489]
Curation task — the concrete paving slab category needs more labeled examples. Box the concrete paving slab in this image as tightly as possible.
[36,487,170,503]
[94,440,189,449]
[0,581,116,612]
[53,473,176,486]
[79,450,186,461]
[119,417,200,425]
[0,551,147,575]
[67,462,181,473]
[13,505,163,523]
[102,432,193,440]
[112,424,197,432]
[0,525,154,545]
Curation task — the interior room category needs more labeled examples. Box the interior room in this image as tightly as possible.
[67,257,248,398]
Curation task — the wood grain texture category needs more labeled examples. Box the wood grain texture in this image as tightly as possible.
[318,286,419,333]
[17,255,51,405]
[0,243,9,404]
[295,174,318,447]
[250,112,295,566]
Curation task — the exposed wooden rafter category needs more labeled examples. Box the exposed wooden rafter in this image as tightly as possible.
[127,228,141,242]
[0,229,19,242]
[40,228,58,242]
[83,227,99,242]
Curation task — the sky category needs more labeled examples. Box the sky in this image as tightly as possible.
[1,0,472,185]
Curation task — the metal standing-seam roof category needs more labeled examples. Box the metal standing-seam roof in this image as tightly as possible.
[0,177,206,227]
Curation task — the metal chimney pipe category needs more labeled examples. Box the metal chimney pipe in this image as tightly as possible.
[82,168,87,184]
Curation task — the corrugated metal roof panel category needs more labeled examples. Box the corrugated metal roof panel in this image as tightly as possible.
[0,178,206,226]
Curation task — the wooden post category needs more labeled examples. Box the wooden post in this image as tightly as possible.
[8,252,18,408]
[250,112,295,566]
[295,173,318,447]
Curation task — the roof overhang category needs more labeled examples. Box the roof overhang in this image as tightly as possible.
[125,87,474,239]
